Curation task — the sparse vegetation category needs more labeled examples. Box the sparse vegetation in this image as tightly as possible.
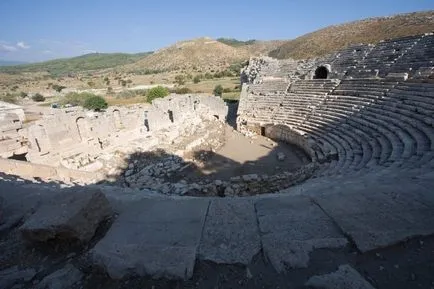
[0,93,18,104]
[269,11,434,59]
[0,52,153,76]
[52,84,66,92]
[147,86,169,103]
[193,75,201,84]
[62,92,95,107]
[171,87,192,94]
[174,75,186,85]
[217,38,257,47]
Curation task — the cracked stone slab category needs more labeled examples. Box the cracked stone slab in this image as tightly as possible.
[90,198,209,280]
[35,264,83,289]
[313,184,434,252]
[0,265,37,289]
[306,264,376,289]
[20,188,112,243]
[199,198,260,265]
[256,196,347,272]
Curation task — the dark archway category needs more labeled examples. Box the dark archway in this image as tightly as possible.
[314,66,329,79]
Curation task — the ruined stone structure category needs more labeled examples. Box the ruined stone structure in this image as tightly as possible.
[23,94,227,172]
[238,33,434,178]
[0,33,434,288]
[0,102,26,158]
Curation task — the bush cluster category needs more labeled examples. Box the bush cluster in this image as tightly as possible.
[62,92,108,110]
[32,93,45,102]
[147,86,169,103]
[213,85,223,96]
[83,95,108,111]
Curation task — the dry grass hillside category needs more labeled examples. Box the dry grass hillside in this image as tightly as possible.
[123,37,280,73]
[270,11,434,59]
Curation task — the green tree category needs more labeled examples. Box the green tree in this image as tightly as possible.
[83,95,108,111]
[213,85,223,97]
[147,86,169,103]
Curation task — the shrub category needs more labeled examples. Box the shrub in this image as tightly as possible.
[223,87,232,93]
[62,92,95,106]
[20,92,28,98]
[52,84,66,92]
[213,85,223,97]
[172,87,192,94]
[193,75,201,84]
[147,86,169,103]
[83,95,108,111]
[204,72,213,79]
[0,93,18,104]
[32,93,45,102]
[174,75,186,85]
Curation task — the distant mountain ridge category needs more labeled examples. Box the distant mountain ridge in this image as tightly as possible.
[0,60,28,66]
[0,52,153,76]
[269,10,434,59]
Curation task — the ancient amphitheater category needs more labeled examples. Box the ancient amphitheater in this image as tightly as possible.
[0,33,433,289]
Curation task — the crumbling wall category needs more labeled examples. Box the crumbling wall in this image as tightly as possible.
[20,94,228,172]
[147,94,228,131]
[0,158,103,183]
[0,112,27,158]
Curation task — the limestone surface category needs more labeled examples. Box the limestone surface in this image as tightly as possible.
[20,188,112,243]
[313,182,434,252]
[35,264,83,289]
[306,264,376,289]
[256,196,347,271]
[90,199,209,280]
[199,198,261,264]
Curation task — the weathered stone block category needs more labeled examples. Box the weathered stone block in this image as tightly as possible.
[20,188,112,243]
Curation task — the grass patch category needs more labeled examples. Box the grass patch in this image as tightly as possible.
[222,91,240,101]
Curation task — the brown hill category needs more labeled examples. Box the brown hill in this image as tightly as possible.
[123,37,280,73]
[270,11,434,60]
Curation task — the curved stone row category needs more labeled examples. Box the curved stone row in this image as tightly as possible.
[238,78,434,178]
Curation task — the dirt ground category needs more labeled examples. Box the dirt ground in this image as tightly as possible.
[182,125,310,182]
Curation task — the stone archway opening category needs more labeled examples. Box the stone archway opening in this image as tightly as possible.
[76,117,86,142]
[314,66,329,79]
[113,109,123,129]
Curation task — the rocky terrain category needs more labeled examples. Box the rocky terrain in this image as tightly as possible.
[270,10,434,59]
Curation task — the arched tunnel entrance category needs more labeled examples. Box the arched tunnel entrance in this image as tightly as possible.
[314,66,329,79]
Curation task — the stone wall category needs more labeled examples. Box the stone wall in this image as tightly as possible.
[0,112,26,158]
[264,125,314,160]
[25,94,228,166]
[0,158,103,183]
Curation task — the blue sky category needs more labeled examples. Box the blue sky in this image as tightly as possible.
[0,0,432,62]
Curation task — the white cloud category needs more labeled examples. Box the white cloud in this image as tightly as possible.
[82,49,97,54]
[0,43,17,52]
[42,50,53,54]
[16,41,30,49]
